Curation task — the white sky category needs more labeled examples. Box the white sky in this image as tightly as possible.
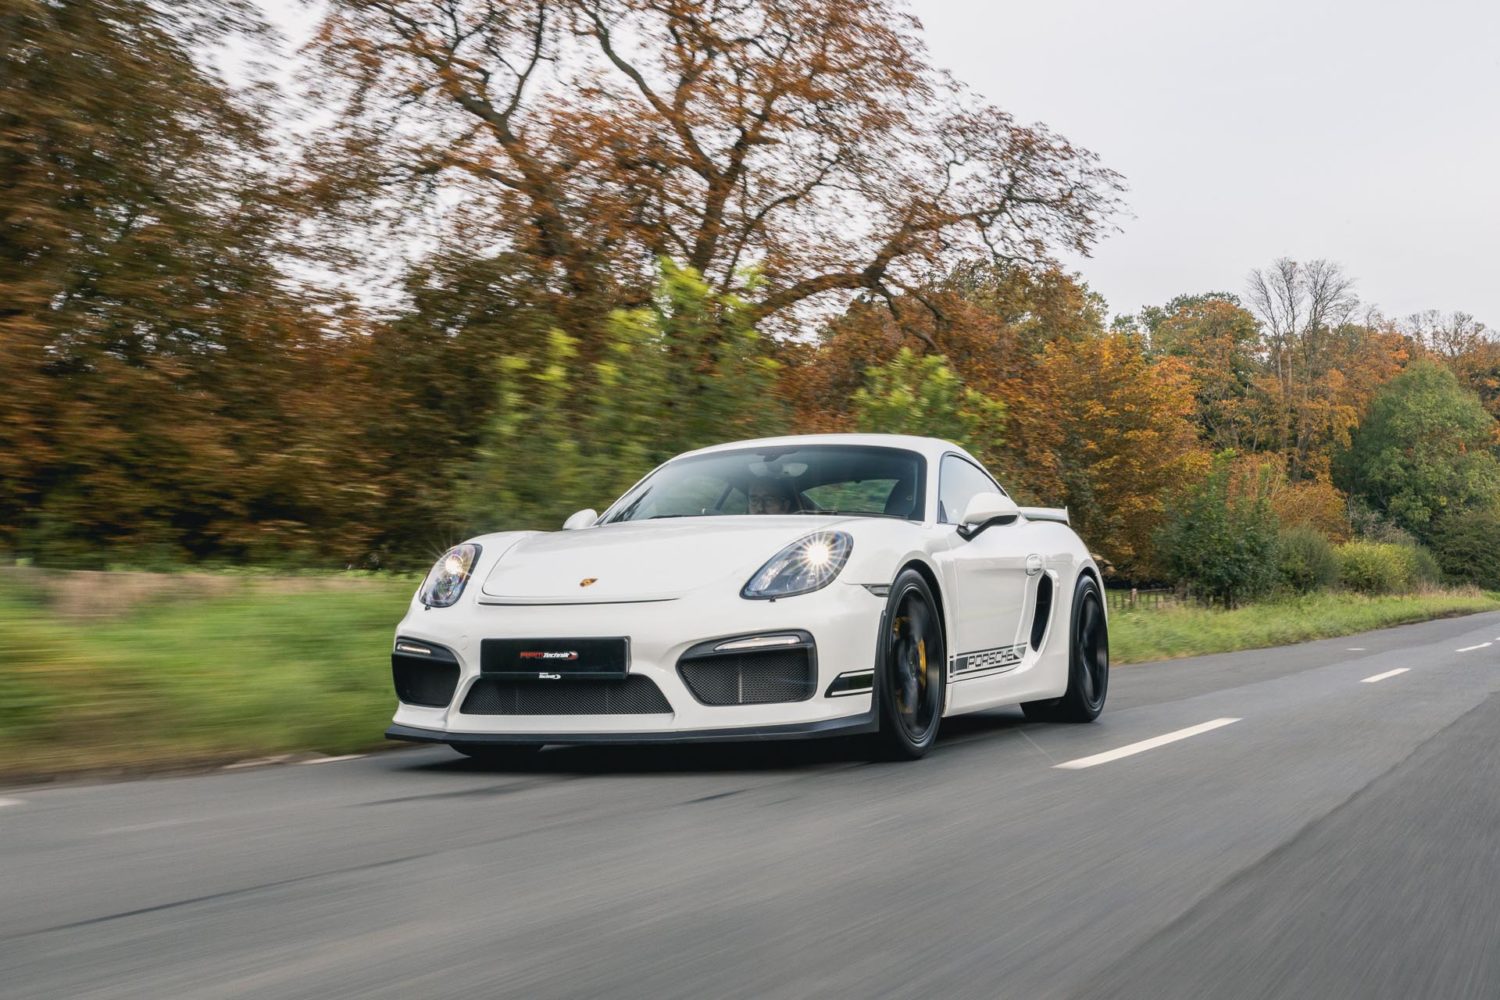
[907,0,1500,324]
[253,0,1500,326]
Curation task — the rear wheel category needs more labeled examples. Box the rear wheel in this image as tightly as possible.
[873,569,946,759]
[1022,575,1108,723]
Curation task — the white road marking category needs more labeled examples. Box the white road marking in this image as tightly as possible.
[1346,647,1366,651]
[222,754,294,770]
[1456,642,1493,653]
[0,798,23,809]
[1361,668,1410,684]
[301,754,366,764]
[1054,718,1241,770]
[102,818,189,835]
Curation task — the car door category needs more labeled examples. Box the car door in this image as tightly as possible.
[933,454,1038,689]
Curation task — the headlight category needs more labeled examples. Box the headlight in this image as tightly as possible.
[742,531,853,600]
[418,543,482,608]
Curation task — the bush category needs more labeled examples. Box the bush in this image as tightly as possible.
[1427,507,1500,589]
[1336,540,1440,594]
[1275,526,1340,594]
[1157,454,1280,608]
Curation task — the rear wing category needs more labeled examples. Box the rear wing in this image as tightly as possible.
[1019,506,1069,525]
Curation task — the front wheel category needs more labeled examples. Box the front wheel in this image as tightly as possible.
[1021,575,1108,723]
[872,569,947,760]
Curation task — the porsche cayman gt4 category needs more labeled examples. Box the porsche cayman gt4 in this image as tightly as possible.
[386,434,1109,761]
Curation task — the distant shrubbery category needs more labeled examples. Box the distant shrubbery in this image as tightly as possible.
[1275,525,1340,594]
[1334,540,1439,594]
[1156,456,1278,607]
[1427,507,1500,590]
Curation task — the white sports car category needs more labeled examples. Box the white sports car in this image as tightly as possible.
[386,434,1108,760]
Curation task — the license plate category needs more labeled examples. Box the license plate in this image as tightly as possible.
[480,638,629,680]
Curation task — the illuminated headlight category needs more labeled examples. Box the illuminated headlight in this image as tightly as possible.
[742,531,853,600]
[418,543,482,608]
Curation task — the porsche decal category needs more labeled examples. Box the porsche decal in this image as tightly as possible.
[951,643,1026,680]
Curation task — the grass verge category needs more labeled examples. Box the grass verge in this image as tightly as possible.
[1111,589,1500,665]
[0,574,414,782]
[3,574,1497,781]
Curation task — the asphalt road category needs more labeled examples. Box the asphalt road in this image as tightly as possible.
[4,612,1500,1000]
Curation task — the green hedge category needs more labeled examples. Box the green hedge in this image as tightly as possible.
[1335,540,1440,594]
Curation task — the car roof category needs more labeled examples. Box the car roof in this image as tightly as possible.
[677,433,979,467]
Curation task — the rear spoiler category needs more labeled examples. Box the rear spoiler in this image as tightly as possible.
[1019,506,1069,525]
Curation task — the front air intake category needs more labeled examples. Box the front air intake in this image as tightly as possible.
[460,675,672,715]
[392,639,462,708]
[677,632,817,706]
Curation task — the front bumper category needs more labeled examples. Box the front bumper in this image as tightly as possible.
[387,711,876,747]
[387,580,882,743]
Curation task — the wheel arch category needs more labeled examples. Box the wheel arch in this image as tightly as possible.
[896,557,949,650]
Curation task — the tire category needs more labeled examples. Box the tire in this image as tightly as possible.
[1022,575,1108,723]
[451,744,542,765]
[872,569,947,760]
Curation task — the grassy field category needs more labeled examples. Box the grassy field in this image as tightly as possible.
[2,571,1497,781]
[0,572,416,780]
[1110,589,1500,664]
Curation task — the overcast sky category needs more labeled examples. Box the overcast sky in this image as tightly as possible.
[257,0,1499,325]
[907,0,1500,324]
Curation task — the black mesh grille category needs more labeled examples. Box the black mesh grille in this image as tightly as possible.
[392,647,461,708]
[460,675,672,715]
[678,648,816,706]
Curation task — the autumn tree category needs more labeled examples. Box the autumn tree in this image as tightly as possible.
[1018,334,1208,576]
[0,0,373,563]
[1245,258,1406,480]
[1139,293,1260,451]
[309,0,1122,345]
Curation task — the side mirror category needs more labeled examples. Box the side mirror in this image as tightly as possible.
[562,508,598,531]
[958,492,1019,540]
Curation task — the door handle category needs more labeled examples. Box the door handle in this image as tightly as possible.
[1025,554,1045,576]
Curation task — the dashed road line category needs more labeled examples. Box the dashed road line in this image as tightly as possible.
[1346,647,1366,651]
[0,797,23,809]
[1361,668,1410,684]
[1054,718,1241,770]
[302,754,367,765]
[1456,642,1493,653]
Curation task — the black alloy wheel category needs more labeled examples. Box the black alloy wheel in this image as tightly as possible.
[1022,575,1108,723]
[874,569,946,759]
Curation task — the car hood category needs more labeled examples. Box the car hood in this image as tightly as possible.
[478,516,855,604]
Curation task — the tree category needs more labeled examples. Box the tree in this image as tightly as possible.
[0,0,375,564]
[1142,294,1261,451]
[1244,258,1407,480]
[1401,310,1500,421]
[1335,361,1500,539]
[309,0,1123,343]
[851,348,1006,464]
[464,262,787,531]
[1157,454,1279,607]
[1021,334,1209,577]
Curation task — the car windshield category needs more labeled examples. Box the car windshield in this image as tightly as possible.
[602,445,925,523]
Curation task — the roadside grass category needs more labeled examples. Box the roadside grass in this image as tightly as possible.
[1111,589,1500,665]
[0,574,415,781]
[3,571,1498,781]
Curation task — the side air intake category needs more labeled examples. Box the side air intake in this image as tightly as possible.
[1029,575,1054,651]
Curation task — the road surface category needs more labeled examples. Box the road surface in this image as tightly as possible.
[3,612,1499,999]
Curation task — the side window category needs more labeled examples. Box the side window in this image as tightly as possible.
[938,455,1001,524]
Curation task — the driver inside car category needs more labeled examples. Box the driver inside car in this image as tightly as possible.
[748,477,798,514]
